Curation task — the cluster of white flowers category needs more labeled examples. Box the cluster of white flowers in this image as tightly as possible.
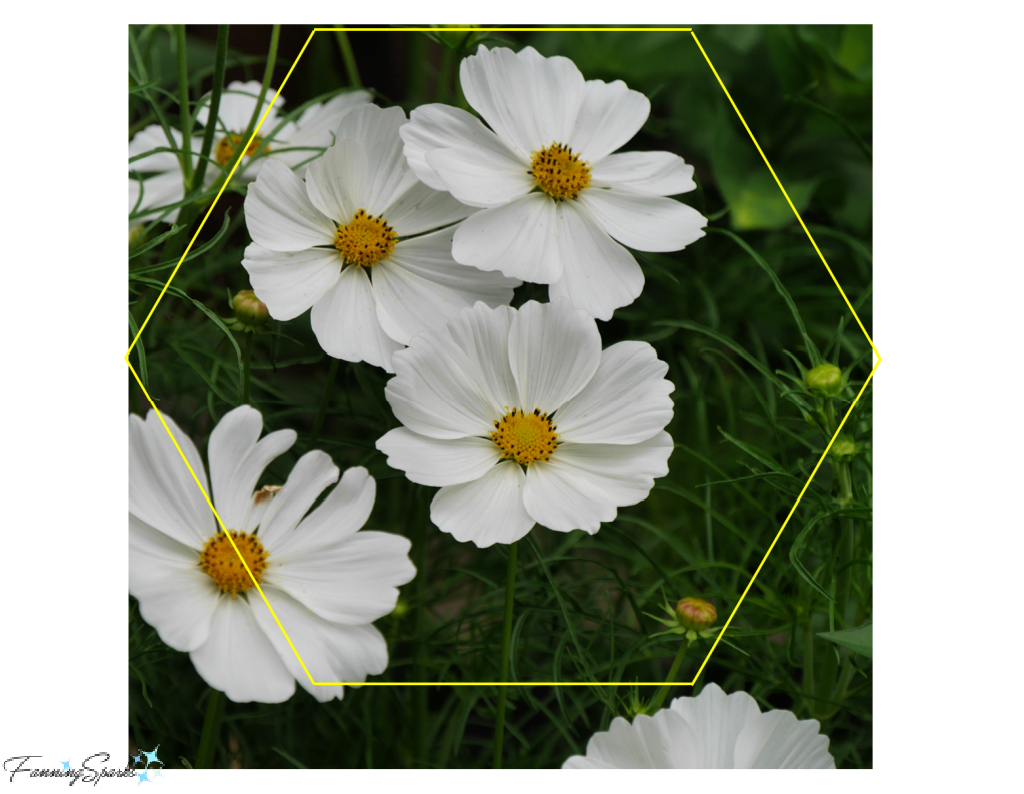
[128,44,834,768]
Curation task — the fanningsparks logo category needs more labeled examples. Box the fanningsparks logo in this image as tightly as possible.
[3,747,164,786]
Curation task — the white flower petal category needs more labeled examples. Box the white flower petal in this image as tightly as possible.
[270,466,377,556]
[461,45,585,157]
[425,146,535,208]
[129,170,187,222]
[304,137,367,224]
[252,586,389,701]
[242,243,342,322]
[591,151,696,196]
[564,709,704,768]
[578,189,707,252]
[244,159,336,252]
[207,405,297,530]
[523,432,673,533]
[444,302,520,413]
[401,103,527,191]
[310,265,404,371]
[129,411,215,549]
[508,299,601,413]
[570,79,650,163]
[431,460,534,547]
[198,80,280,133]
[377,427,501,487]
[332,104,420,215]
[382,180,474,237]
[372,228,519,346]
[547,201,644,321]
[668,684,762,768]
[555,341,674,445]
[128,124,185,174]
[264,531,414,626]
[452,193,562,283]
[385,320,503,439]
[733,710,835,768]
[189,595,296,704]
[129,513,219,652]
[271,90,373,166]
[256,450,339,549]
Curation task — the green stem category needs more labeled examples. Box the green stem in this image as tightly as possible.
[650,639,689,712]
[192,24,228,190]
[128,27,177,159]
[334,30,362,88]
[411,493,429,765]
[241,332,253,405]
[814,398,857,716]
[196,688,225,769]
[308,358,340,449]
[175,26,194,188]
[493,542,519,769]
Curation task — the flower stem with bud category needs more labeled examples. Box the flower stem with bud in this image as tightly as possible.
[650,639,690,712]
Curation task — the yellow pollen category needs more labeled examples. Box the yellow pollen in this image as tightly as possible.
[490,407,560,465]
[199,530,268,596]
[214,134,266,166]
[529,142,592,200]
[334,209,398,267]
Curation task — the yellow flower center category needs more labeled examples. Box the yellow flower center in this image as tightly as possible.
[530,142,592,200]
[199,530,268,595]
[214,134,266,166]
[334,209,398,267]
[490,407,559,465]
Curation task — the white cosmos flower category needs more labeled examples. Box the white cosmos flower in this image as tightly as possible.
[128,81,371,223]
[129,405,416,704]
[241,103,521,372]
[400,45,708,321]
[563,684,836,769]
[376,298,674,548]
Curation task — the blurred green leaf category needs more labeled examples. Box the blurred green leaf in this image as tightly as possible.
[818,622,872,658]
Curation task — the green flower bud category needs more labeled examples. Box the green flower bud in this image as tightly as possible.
[434,24,477,49]
[830,434,858,462]
[675,597,717,632]
[230,290,269,329]
[805,363,843,396]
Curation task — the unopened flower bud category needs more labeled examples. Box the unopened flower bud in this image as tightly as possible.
[805,363,843,396]
[435,24,478,48]
[675,597,717,632]
[830,435,858,462]
[231,290,269,328]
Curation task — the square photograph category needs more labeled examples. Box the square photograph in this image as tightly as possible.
[127,24,873,770]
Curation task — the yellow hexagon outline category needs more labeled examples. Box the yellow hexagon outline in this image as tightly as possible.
[125,26,880,690]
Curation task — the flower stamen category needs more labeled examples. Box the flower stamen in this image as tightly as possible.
[199,530,268,596]
[490,407,559,465]
[214,134,266,166]
[529,142,592,200]
[334,209,398,267]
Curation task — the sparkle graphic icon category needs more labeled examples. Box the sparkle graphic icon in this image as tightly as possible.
[142,746,161,767]
[132,753,142,766]
[137,769,150,785]
[61,759,70,770]
[152,768,163,778]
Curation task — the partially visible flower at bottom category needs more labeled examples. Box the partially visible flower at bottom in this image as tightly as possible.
[563,683,835,768]
[129,405,416,703]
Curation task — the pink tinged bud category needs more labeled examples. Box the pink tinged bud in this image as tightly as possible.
[232,289,269,327]
[675,597,717,631]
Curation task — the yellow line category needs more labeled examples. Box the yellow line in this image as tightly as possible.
[127,26,875,690]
